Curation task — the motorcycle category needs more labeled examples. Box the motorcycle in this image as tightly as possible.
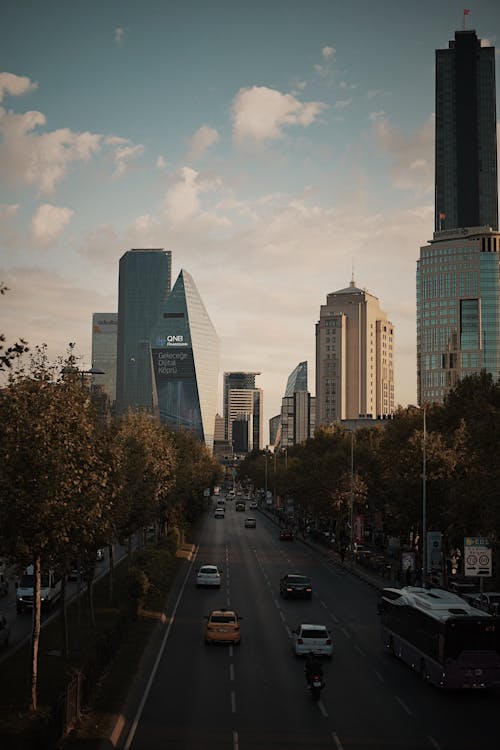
[307,672,325,701]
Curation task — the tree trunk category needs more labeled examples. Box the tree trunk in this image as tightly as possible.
[60,567,69,659]
[108,543,114,606]
[29,555,42,712]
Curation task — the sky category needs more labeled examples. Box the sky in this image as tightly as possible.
[1,0,499,439]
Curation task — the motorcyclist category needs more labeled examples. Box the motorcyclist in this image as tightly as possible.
[304,652,323,686]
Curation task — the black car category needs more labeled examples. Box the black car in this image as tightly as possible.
[279,529,294,541]
[280,574,312,599]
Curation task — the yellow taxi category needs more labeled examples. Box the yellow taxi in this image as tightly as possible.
[204,608,242,645]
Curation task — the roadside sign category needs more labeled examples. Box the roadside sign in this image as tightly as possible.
[464,537,492,577]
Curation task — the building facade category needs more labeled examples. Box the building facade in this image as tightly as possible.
[91,313,118,408]
[279,361,315,448]
[435,30,498,232]
[116,249,172,415]
[227,388,263,452]
[417,227,500,403]
[315,279,395,425]
[150,269,219,450]
[223,371,260,440]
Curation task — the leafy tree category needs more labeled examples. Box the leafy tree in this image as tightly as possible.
[0,283,28,370]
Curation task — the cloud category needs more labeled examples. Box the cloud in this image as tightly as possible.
[335,99,352,110]
[0,203,20,220]
[187,125,219,161]
[115,27,126,46]
[156,155,167,169]
[322,46,335,60]
[371,114,434,195]
[104,136,144,178]
[163,166,225,226]
[30,203,74,245]
[0,107,101,194]
[0,72,38,103]
[232,86,326,142]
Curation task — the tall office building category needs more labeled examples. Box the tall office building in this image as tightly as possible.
[418,29,499,404]
[223,372,260,440]
[91,313,118,407]
[280,361,315,448]
[315,279,395,425]
[227,388,263,452]
[150,269,219,450]
[435,30,497,232]
[116,249,171,414]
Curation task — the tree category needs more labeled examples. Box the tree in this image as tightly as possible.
[0,283,28,370]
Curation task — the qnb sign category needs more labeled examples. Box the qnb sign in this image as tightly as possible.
[167,335,188,347]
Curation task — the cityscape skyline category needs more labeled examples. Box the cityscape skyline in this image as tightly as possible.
[1,1,500,437]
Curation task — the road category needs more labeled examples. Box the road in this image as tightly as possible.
[124,501,499,750]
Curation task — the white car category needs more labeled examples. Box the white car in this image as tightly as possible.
[196,565,222,588]
[214,507,225,518]
[292,623,333,657]
[249,501,258,509]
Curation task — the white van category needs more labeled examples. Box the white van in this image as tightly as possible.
[16,565,62,613]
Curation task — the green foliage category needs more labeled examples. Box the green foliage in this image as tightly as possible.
[165,525,182,554]
[126,566,150,616]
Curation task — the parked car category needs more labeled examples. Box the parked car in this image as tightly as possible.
[196,564,222,588]
[204,608,242,645]
[463,591,500,614]
[244,517,256,528]
[0,613,10,648]
[292,623,333,657]
[280,573,312,599]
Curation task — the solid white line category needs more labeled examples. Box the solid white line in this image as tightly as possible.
[123,543,201,750]
[428,737,443,750]
[229,663,235,681]
[231,690,236,713]
[318,700,328,717]
[332,732,344,749]
[396,696,412,716]
[341,627,351,639]
[233,730,239,750]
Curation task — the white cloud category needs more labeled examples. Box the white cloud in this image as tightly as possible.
[232,86,326,142]
[0,203,20,219]
[335,99,352,110]
[322,46,335,60]
[104,137,144,178]
[187,125,219,161]
[115,27,126,46]
[156,155,167,169]
[30,203,74,245]
[0,72,38,103]
[371,114,434,195]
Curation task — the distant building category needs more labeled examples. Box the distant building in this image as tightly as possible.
[223,372,260,440]
[214,413,225,442]
[435,29,497,233]
[150,269,219,450]
[116,249,172,414]
[227,387,263,453]
[315,278,395,425]
[280,361,315,448]
[91,313,117,408]
[269,414,281,447]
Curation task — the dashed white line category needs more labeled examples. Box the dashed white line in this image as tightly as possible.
[396,696,412,716]
[279,610,285,621]
[273,598,281,609]
[341,627,351,639]
[427,737,443,750]
[318,700,328,717]
[233,730,239,750]
[330,612,339,623]
[231,690,236,713]
[285,625,292,639]
[354,645,366,657]
[332,732,344,749]
[375,670,384,683]
[229,664,235,681]
[229,645,234,658]
[319,599,328,608]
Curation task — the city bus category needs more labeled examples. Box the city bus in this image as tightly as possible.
[379,586,500,689]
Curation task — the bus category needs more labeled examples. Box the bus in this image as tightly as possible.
[379,586,500,689]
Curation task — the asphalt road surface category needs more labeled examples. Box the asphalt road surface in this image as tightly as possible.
[124,504,498,750]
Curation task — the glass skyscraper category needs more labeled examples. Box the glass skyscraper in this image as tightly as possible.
[150,269,219,450]
[91,313,118,408]
[116,249,172,415]
[223,372,260,440]
[418,29,499,404]
[435,30,498,232]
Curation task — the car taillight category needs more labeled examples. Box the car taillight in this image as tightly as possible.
[297,638,303,644]
[287,587,292,592]
[306,587,312,592]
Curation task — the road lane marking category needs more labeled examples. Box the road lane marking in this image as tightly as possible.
[396,696,412,715]
[341,627,351,639]
[354,645,366,657]
[231,690,236,713]
[375,670,384,683]
[229,645,234,658]
[332,733,344,749]
[428,737,443,750]
[233,730,239,750]
[320,599,328,608]
[285,625,292,639]
[329,612,339,623]
[229,664,235,681]
[318,700,328,717]
[279,610,285,621]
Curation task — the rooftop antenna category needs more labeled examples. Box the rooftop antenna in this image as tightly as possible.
[462,8,470,32]
[350,259,355,287]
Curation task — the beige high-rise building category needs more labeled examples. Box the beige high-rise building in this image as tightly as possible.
[315,279,395,425]
[227,388,263,452]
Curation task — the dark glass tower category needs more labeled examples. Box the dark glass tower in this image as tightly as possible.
[151,269,219,449]
[435,30,498,232]
[116,249,172,414]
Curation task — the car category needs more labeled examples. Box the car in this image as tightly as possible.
[463,591,500,614]
[244,517,256,528]
[96,548,105,562]
[279,529,294,541]
[0,613,10,648]
[204,608,242,645]
[249,500,258,509]
[280,574,312,599]
[196,564,222,588]
[214,507,225,518]
[292,623,333,657]
[235,501,245,512]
